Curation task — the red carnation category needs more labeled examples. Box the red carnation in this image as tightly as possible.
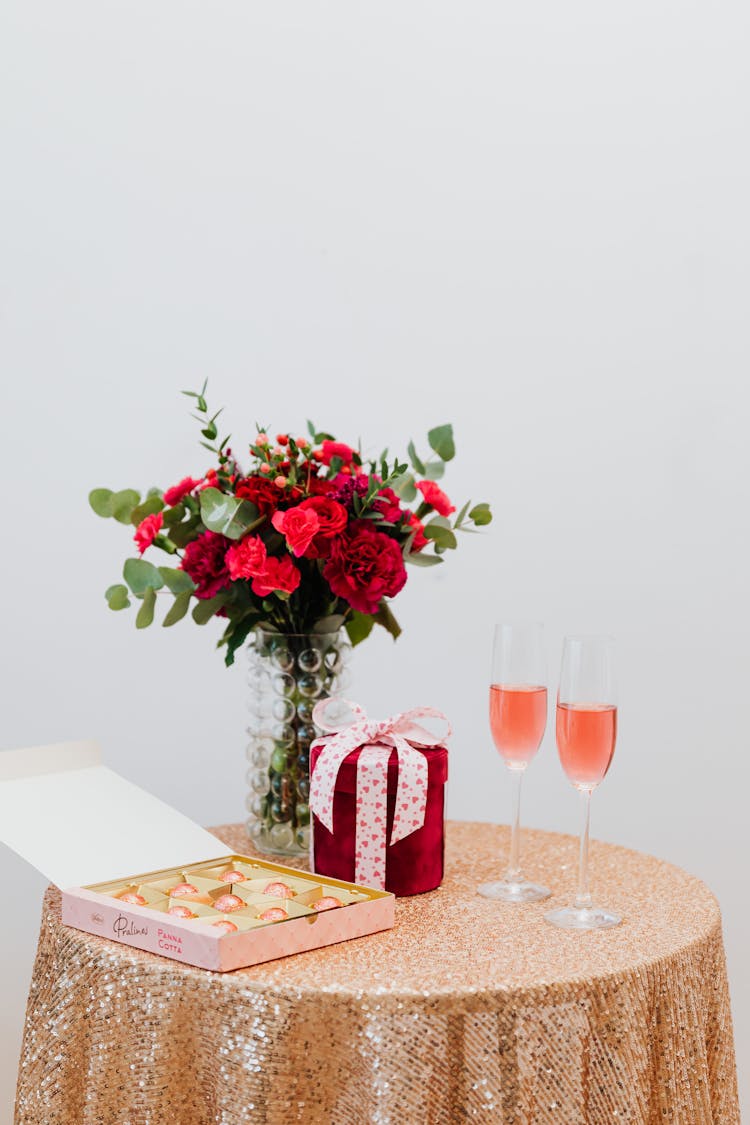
[225,535,267,580]
[272,507,320,557]
[163,477,200,507]
[403,510,428,553]
[375,487,402,524]
[306,475,335,497]
[235,476,281,518]
[297,496,349,557]
[320,440,355,466]
[416,480,455,517]
[251,556,301,598]
[181,530,231,599]
[134,512,163,555]
[323,521,407,615]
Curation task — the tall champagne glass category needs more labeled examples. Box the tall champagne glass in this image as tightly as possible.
[478,622,550,903]
[546,635,621,930]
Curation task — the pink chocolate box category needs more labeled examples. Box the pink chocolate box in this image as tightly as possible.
[0,740,394,972]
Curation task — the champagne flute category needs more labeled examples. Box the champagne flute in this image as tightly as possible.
[478,622,551,903]
[545,634,621,930]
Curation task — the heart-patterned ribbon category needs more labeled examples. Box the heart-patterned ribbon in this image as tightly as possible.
[309,699,451,889]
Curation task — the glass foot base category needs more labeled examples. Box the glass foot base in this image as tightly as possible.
[477,879,551,904]
[545,905,621,930]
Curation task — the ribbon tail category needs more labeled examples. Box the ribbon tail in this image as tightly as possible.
[354,746,389,889]
[390,737,429,845]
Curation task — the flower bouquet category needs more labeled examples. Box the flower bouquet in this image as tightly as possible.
[90,383,491,853]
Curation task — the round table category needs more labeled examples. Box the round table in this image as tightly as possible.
[15,822,739,1124]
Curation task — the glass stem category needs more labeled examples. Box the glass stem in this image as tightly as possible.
[574,788,593,910]
[505,768,524,882]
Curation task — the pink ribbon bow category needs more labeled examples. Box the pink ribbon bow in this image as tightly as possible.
[309,699,451,889]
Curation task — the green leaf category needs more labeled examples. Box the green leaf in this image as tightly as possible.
[162,590,192,627]
[130,495,164,525]
[168,515,202,548]
[199,488,260,540]
[374,601,402,640]
[158,567,196,594]
[223,616,260,666]
[345,611,376,646]
[423,460,445,480]
[453,500,471,528]
[105,584,130,610]
[89,488,114,517]
[469,502,493,526]
[192,594,227,625]
[307,419,317,438]
[406,552,444,567]
[423,521,458,550]
[313,614,347,634]
[136,587,156,628]
[392,473,417,503]
[407,440,425,475]
[162,503,186,526]
[123,558,164,596]
[427,424,455,462]
[110,489,142,525]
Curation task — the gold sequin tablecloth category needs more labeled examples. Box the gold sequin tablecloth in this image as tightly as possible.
[15,821,739,1124]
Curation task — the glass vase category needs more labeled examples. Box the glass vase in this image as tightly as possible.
[245,627,352,856]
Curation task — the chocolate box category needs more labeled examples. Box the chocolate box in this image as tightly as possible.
[0,740,394,971]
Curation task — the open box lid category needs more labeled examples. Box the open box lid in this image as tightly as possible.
[0,740,225,888]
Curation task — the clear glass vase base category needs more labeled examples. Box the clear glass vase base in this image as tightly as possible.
[477,879,551,903]
[544,905,621,930]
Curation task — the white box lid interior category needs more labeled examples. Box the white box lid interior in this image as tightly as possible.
[0,740,226,888]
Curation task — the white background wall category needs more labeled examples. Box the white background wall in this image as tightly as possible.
[1,2,748,1121]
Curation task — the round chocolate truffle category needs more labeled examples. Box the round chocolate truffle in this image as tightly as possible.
[263,881,293,899]
[259,906,288,922]
[119,891,146,906]
[212,920,238,933]
[313,896,343,912]
[219,870,247,884]
[168,904,195,919]
[169,882,200,898]
[213,893,244,913]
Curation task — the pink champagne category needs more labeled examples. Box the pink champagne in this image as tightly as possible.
[556,702,617,789]
[489,684,547,768]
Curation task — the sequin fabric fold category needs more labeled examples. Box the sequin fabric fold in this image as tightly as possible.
[15,821,739,1124]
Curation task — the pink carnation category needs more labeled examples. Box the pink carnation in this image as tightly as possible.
[272,507,320,557]
[163,477,200,507]
[320,440,355,466]
[416,480,455,517]
[251,556,301,597]
[134,512,163,555]
[225,535,267,580]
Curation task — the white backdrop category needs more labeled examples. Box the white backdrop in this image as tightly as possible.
[1,2,748,1121]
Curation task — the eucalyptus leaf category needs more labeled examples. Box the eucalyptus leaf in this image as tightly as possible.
[123,558,164,596]
[89,488,113,517]
[158,567,196,594]
[407,440,425,475]
[130,495,164,525]
[162,590,192,627]
[192,594,227,625]
[199,488,259,539]
[469,502,493,526]
[453,500,471,528]
[223,615,261,666]
[136,587,156,628]
[110,489,141,525]
[423,524,458,550]
[168,515,202,548]
[406,552,444,567]
[392,473,417,503]
[423,460,445,480]
[427,424,455,462]
[105,584,130,610]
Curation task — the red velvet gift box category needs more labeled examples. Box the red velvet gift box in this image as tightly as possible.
[309,702,450,897]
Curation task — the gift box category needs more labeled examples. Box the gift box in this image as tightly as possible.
[309,700,450,896]
[0,739,394,972]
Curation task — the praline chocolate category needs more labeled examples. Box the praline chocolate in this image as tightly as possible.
[168,904,195,919]
[169,882,200,898]
[212,920,238,933]
[213,893,245,913]
[259,906,288,922]
[219,870,247,884]
[263,880,293,898]
[119,892,146,905]
[313,896,343,911]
